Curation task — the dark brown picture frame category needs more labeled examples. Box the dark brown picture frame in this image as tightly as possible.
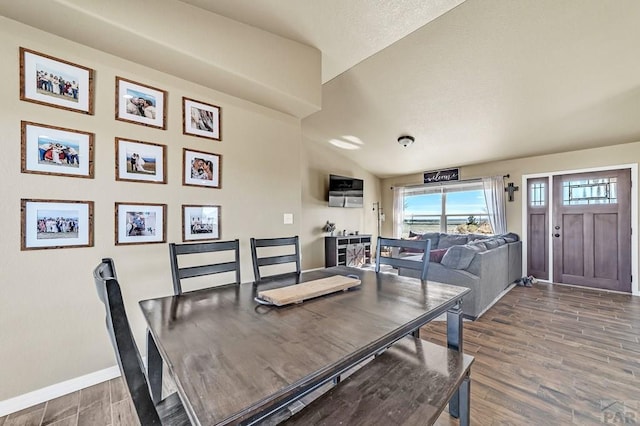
[115,202,167,245]
[115,77,167,129]
[182,148,222,188]
[115,138,167,184]
[182,205,221,242]
[20,47,94,114]
[182,96,222,140]
[21,121,95,179]
[21,199,94,250]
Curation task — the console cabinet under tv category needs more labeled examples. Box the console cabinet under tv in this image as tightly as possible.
[325,235,372,268]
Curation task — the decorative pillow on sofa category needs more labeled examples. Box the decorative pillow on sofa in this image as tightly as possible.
[467,240,488,251]
[438,234,469,249]
[483,238,503,249]
[409,230,422,238]
[400,235,423,253]
[429,248,448,263]
[440,244,482,270]
[419,232,440,249]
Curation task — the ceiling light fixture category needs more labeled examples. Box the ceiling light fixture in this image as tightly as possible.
[397,135,415,148]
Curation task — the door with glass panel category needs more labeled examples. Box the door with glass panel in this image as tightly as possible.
[527,178,549,280]
[552,169,631,292]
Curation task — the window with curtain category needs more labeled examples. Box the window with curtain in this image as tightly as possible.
[394,181,494,237]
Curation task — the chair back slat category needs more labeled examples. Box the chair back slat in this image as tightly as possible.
[93,259,162,425]
[375,237,432,281]
[250,236,300,282]
[169,240,241,295]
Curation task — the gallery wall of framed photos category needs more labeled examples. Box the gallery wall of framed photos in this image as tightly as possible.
[0,16,304,403]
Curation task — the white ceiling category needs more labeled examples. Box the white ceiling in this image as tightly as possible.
[4,0,640,178]
[185,0,640,178]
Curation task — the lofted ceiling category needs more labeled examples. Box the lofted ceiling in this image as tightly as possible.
[3,0,640,178]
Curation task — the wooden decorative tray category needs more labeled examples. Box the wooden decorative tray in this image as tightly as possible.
[257,275,361,306]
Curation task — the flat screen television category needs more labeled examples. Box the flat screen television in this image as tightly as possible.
[328,174,364,208]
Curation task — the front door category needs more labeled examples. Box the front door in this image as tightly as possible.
[552,169,631,292]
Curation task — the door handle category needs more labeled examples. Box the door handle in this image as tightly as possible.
[554,233,560,238]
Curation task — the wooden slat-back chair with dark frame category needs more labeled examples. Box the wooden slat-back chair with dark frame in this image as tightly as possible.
[93,258,190,425]
[376,237,432,338]
[250,236,301,282]
[169,240,241,295]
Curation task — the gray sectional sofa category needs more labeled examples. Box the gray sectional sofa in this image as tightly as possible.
[396,232,522,319]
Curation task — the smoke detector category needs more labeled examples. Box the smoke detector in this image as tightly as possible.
[397,135,415,148]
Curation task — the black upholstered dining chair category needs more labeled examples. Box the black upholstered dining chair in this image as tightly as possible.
[250,236,301,282]
[169,240,241,295]
[93,258,189,425]
[375,237,432,280]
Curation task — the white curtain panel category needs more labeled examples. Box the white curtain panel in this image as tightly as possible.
[392,186,404,238]
[482,176,507,234]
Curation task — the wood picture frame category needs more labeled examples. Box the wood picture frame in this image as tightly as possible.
[182,96,221,140]
[115,202,166,245]
[20,47,94,114]
[115,138,167,184]
[183,148,221,188]
[21,199,94,250]
[182,205,221,241]
[115,77,167,129]
[21,121,94,178]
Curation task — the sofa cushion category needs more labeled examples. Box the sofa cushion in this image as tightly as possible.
[419,232,440,249]
[399,236,423,253]
[441,244,481,270]
[438,234,469,249]
[467,240,488,251]
[429,248,448,263]
[500,232,520,243]
[483,238,501,249]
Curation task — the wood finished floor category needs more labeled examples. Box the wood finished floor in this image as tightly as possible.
[2,282,639,425]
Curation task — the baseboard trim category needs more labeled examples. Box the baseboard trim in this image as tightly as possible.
[0,365,121,417]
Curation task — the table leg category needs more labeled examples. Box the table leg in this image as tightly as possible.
[147,329,163,404]
[446,302,463,418]
[458,374,471,426]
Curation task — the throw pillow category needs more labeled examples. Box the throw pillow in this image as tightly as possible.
[419,232,440,249]
[429,248,448,263]
[400,235,424,253]
[438,234,469,249]
[441,244,480,270]
[408,230,423,238]
[483,239,501,249]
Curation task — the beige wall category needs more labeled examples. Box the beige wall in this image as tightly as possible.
[300,138,382,270]
[0,19,307,400]
[382,142,640,238]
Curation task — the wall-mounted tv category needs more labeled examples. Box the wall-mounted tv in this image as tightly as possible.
[329,174,364,208]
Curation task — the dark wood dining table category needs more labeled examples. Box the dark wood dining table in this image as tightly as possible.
[139,266,470,425]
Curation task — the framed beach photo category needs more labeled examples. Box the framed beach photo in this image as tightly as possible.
[183,205,221,241]
[183,148,221,188]
[183,97,221,140]
[115,138,167,184]
[21,121,94,178]
[20,47,94,114]
[115,77,167,129]
[21,199,94,250]
[115,202,166,245]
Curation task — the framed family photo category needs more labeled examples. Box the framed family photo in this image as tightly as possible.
[183,205,221,241]
[115,202,166,245]
[21,121,94,178]
[183,148,221,188]
[21,199,94,250]
[115,138,167,184]
[183,97,221,140]
[115,77,167,129]
[20,47,94,114]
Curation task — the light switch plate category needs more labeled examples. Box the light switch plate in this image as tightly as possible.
[283,213,294,224]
